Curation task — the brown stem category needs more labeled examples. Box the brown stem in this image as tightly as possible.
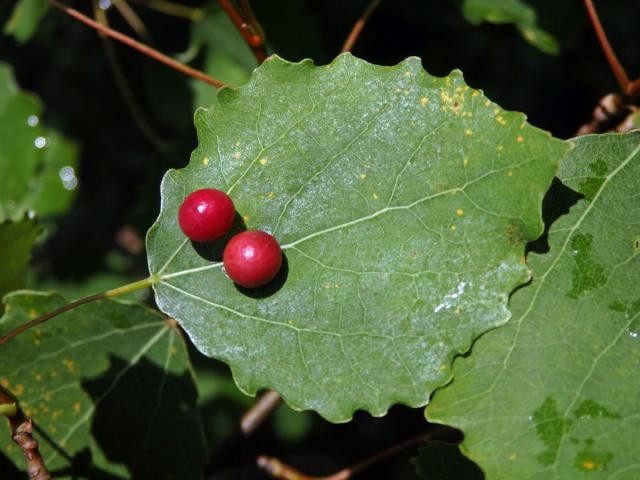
[129,0,205,21]
[206,390,282,474]
[93,0,173,152]
[217,0,267,63]
[1,388,51,480]
[257,427,448,480]
[583,0,630,93]
[47,0,226,88]
[111,0,155,45]
[629,77,640,99]
[241,390,282,435]
[341,0,382,53]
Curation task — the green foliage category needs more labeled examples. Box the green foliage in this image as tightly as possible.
[461,0,559,54]
[428,132,640,478]
[0,216,40,308]
[147,53,568,422]
[186,6,257,109]
[413,441,483,479]
[0,62,79,222]
[3,0,48,43]
[0,292,207,479]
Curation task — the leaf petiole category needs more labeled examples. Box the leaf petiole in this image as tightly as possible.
[0,276,159,347]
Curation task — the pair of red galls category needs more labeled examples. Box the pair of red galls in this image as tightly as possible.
[179,189,282,288]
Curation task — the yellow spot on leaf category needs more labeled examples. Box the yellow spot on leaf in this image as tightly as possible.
[472,91,479,97]
[372,193,379,199]
[1,378,9,388]
[73,402,81,413]
[63,358,76,373]
[202,157,210,166]
[517,135,524,143]
[509,453,517,460]
[234,141,241,147]
[28,309,38,319]
[359,173,366,179]
[232,152,241,159]
[268,191,274,198]
[14,384,24,396]
[581,461,596,471]
[52,409,63,420]
[463,158,469,166]
[508,171,513,177]
[456,209,464,216]
[420,97,429,106]
[465,129,473,136]
[35,373,42,381]
[496,115,507,125]
[497,145,504,152]
[484,99,491,107]
[450,224,456,231]
[243,215,250,222]
[259,158,268,165]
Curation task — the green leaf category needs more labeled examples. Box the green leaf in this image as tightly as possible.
[0,62,79,222]
[186,6,257,109]
[3,0,49,43]
[0,216,40,307]
[0,292,207,478]
[461,0,559,55]
[146,54,569,422]
[427,132,640,478]
[413,441,483,479]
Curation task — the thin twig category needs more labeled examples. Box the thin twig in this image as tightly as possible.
[583,0,630,93]
[1,388,51,480]
[111,0,155,45]
[341,0,382,53]
[206,390,282,474]
[48,0,225,88]
[217,0,267,63]
[241,390,282,435]
[93,0,173,152]
[257,427,448,480]
[129,0,205,21]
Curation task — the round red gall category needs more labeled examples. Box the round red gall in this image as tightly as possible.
[223,230,283,288]
[178,189,235,242]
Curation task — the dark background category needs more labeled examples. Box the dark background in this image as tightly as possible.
[1,0,638,477]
